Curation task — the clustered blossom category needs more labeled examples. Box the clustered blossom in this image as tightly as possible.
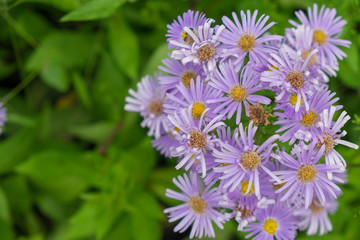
[125,5,358,239]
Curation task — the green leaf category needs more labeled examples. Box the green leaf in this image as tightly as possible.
[0,187,10,222]
[26,31,95,71]
[0,127,36,175]
[142,42,169,76]
[21,0,82,12]
[68,121,114,143]
[131,211,162,240]
[103,214,132,240]
[107,15,139,81]
[61,0,126,22]
[131,190,164,220]
[16,150,96,202]
[72,72,92,108]
[40,62,69,92]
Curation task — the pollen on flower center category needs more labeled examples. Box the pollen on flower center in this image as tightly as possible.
[301,110,318,127]
[309,200,324,213]
[316,132,334,154]
[229,85,247,102]
[189,196,208,214]
[182,28,196,44]
[240,151,261,171]
[197,44,215,61]
[273,182,286,191]
[313,29,327,45]
[237,206,253,218]
[238,34,256,52]
[289,93,303,106]
[248,103,272,126]
[286,71,305,89]
[189,130,207,149]
[148,100,163,115]
[181,71,197,88]
[263,218,278,235]
[240,181,255,195]
[301,50,317,66]
[297,165,317,183]
[192,102,206,119]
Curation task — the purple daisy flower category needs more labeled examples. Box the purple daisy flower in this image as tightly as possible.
[274,143,343,209]
[289,4,351,69]
[213,122,280,197]
[124,74,170,138]
[274,86,340,144]
[168,106,224,177]
[164,171,227,238]
[164,76,222,122]
[170,19,225,74]
[0,102,6,135]
[261,46,319,112]
[244,205,298,240]
[166,10,207,49]
[158,57,204,91]
[294,198,338,236]
[315,106,359,171]
[208,61,271,124]
[152,128,182,158]
[219,10,282,70]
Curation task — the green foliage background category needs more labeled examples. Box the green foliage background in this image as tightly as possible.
[0,0,359,239]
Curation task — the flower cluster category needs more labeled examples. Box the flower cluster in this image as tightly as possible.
[125,5,358,239]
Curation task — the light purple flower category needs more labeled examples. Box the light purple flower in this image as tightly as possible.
[274,143,343,209]
[294,198,338,236]
[219,10,282,70]
[166,10,207,49]
[289,4,351,69]
[164,171,227,238]
[124,74,169,138]
[213,122,280,197]
[170,19,225,74]
[158,57,204,91]
[168,106,224,177]
[261,46,319,112]
[244,205,298,240]
[209,61,271,124]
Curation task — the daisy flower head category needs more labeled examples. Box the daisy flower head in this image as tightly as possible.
[166,10,207,49]
[315,106,359,171]
[289,4,351,69]
[275,86,340,144]
[124,74,170,138]
[164,171,227,239]
[294,198,338,236]
[274,143,343,209]
[152,127,182,158]
[170,18,225,75]
[209,61,271,124]
[261,46,319,112]
[213,122,280,197]
[219,10,283,70]
[244,205,298,240]
[158,57,204,91]
[168,106,225,177]
[164,76,222,122]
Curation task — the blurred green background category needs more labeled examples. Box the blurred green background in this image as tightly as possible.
[0,0,359,239]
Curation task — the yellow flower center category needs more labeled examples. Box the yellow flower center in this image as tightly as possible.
[313,29,327,46]
[286,71,305,89]
[189,130,207,149]
[148,100,163,115]
[289,93,303,106]
[237,206,253,218]
[191,102,206,120]
[301,110,318,127]
[248,103,271,126]
[240,151,261,171]
[238,34,256,52]
[263,218,278,235]
[240,181,255,195]
[301,50,317,66]
[181,30,195,44]
[297,165,317,183]
[197,44,215,61]
[181,71,197,88]
[316,132,334,154]
[189,196,208,214]
[229,85,247,102]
